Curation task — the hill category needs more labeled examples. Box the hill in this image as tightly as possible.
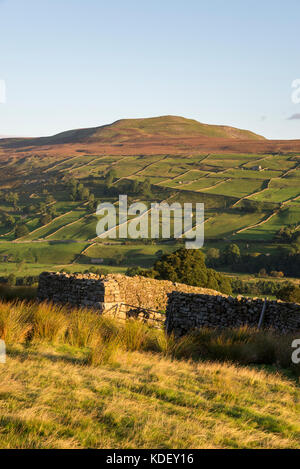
[2,115,300,160]
[0,115,265,149]
[37,115,266,144]
[0,115,299,281]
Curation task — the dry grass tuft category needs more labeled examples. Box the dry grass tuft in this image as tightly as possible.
[0,300,299,448]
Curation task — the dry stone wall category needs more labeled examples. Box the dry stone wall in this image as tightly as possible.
[38,272,300,334]
[166,292,300,335]
[37,272,223,324]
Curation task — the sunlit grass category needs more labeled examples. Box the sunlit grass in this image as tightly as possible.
[0,300,299,448]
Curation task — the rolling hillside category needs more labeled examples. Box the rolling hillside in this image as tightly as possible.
[0,115,299,278]
[0,115,265,149]
[1,114,300,164]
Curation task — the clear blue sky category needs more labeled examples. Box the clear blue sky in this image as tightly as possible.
[0,0,300,139]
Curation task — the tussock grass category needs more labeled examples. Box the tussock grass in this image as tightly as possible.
[0,301,32,344]
[0,300,299,375]
[0,300,300,448]
[32,302,68,343]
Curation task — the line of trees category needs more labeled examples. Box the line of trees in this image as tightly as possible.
[206,243,300,278]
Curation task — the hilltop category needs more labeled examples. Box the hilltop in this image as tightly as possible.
[2,115,300,159]
[0,115,265,149]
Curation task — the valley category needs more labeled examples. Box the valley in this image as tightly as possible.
[0,116,299,284]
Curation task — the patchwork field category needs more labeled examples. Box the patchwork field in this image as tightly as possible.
[0,116,300,277]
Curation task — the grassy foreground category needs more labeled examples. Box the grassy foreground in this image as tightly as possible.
[0,300,300,449]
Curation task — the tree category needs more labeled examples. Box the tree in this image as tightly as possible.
[69,179,78,200]
[40,213,52,225]
[81,187,90,201]
[46,194,55,205]
[48,205,57,217]
[5,192,19,208]
[87,194,96,211]
[155,249,164,259]
[142,178,152,197]
[222,244,241,264]
[76,183,84,200]
[7,273,16,286]
[131,180,141,195]
[38,202,47,214]
[126,266,142,277]
[258,268,267,278]
[153,248,232,294]
[206,248,220,266]
[3,214,14,229]
[14,224,29,239]
[28,204,37,214]
[105,169,116,187]
[277,284,300,303]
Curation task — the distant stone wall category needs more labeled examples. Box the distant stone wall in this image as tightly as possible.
[38,272,300,334]
[37,272,223,324]
[166,292,300,335]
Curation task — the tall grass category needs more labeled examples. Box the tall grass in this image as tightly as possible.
[0,301,33,344]
[0,299,299,376]
[32,302,67,342]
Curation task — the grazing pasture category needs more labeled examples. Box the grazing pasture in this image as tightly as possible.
[0,116,299,277]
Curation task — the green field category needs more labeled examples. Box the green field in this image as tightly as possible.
[0,149,299,278]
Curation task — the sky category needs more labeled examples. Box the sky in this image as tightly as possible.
[0,0,300,139]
